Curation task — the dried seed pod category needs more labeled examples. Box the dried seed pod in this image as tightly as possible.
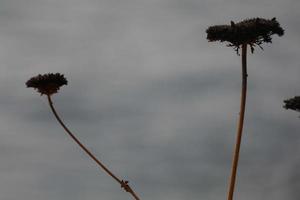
[284,96,300,112]
[206,17,284,53]
[26,73,68,96]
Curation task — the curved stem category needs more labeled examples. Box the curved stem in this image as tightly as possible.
[227,44,248,200]
[46,95,140,200]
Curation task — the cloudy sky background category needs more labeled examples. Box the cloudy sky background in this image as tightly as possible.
[0,0,299,199]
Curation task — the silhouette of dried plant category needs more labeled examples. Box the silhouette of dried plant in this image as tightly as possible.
[26,73,67,96]
[206,17,284,53]
[26,73,140,200]
[284,96,300,113]
[206,17,284,200]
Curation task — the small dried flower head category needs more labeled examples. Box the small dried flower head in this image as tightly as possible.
[206,17,284,53]
[283,96,300,112]
[26,73,68,96]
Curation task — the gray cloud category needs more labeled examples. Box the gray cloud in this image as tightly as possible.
[1,0,299,199]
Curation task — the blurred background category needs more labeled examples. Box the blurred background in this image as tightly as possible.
[0,0,299,199]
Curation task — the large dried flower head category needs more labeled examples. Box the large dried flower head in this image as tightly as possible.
[206,17,284,53]
[26,73,68,96]
[283,96,300,112]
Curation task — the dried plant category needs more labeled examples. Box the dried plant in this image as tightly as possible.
[206,17,284,200]
[284,96,300,113]
[207,17,284,53]
[26,73,140,200]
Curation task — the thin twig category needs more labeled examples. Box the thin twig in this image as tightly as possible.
[47,95,140,200]
[227,43,248,200]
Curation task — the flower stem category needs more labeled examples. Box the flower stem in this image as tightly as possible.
[227,43,248,200]
[46,95,140,200]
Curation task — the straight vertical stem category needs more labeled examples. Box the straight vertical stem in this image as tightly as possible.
[227,44,248,200]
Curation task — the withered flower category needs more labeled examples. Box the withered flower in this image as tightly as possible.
[26,73,67,96]
[206,17,284,200]
[206,17,284,53]
[284,96,300,112]
[26,73,140,200]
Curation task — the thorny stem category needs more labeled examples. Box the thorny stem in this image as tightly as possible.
[46,95,140,200]
[227,43,248,200]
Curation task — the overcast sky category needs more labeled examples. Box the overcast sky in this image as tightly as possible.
[0,0,300,199]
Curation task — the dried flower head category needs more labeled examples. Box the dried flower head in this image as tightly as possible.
[283,96,300,112]
[206,17,284,53]
[26,73,68,96]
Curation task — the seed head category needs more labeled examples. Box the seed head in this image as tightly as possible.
[206,17,284,53]
[26,73,68,96]
[283,96,300,112]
